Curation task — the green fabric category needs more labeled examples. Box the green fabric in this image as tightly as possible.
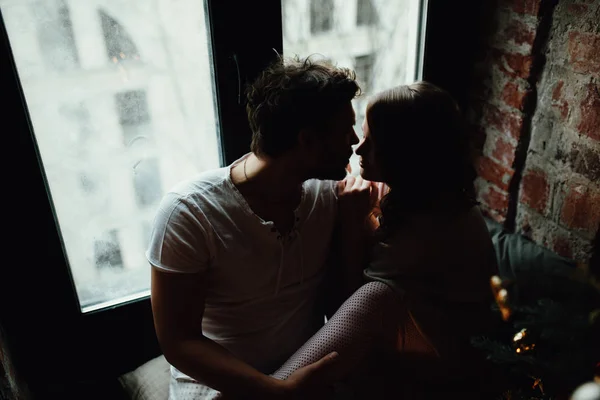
[483,217,576,280]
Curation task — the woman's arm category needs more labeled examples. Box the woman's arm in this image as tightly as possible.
[334,177,378,299]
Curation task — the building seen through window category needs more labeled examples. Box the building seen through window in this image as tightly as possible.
[357,0,377,26]
[310,0,333,34]
[1,0,220,310]
[283,0,424,174]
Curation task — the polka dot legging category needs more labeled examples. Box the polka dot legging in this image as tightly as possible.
[272,281,401,382]
[169,281,435,399]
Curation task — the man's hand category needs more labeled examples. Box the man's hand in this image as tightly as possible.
[218,352,339,399]
[275,352,339,399]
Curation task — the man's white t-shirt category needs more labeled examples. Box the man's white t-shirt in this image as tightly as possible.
[146,154,338,398]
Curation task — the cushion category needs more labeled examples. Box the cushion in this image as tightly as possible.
[483,217,576,279]
[119,355,170,400]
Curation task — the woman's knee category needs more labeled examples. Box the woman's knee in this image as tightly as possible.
[356,281,396,304]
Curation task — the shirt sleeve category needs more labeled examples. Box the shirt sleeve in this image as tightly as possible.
[146,192,213,274]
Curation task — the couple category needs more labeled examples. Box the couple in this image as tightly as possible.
[148,56,498,399]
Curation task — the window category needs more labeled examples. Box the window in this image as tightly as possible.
[115,90,150,126]
[354,53,375,93]
[310,0,333,34]
[1,0,220,312]
[283,0,426,174]
[35,0,79,71]
[115,89,151,145]
[94,230,124,270]
[59,102,93,142]
[357,0,378,26]
[133,157,162,207]
[79,173,96,193]
[99,9,140,62]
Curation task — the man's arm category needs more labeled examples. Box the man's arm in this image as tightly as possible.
[151,267,338,399]
[151,267,284,398]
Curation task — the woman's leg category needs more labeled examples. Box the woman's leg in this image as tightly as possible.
[272,281,400,381]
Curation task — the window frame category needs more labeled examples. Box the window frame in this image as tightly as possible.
[0,0,481,396]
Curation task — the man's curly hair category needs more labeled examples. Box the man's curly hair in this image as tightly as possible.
[246,55,361,158]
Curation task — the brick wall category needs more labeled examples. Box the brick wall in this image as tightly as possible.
[466,0,599,261]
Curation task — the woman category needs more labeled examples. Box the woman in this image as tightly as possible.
[271,81,499,395]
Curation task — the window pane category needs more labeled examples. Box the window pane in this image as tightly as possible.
[2,0,220,311]
[283,0,425,173]
[310,0,333,34]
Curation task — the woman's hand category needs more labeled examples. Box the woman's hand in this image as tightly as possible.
[338,177,389,233]
[367,182,390,232]
[276,351,339,398]
[337,175,372,227]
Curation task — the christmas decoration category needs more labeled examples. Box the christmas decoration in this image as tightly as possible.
[512,328,536,354]
[569,381,600,400]
[472,269,600,400]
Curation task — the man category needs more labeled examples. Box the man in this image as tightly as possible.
[148,56,365,399]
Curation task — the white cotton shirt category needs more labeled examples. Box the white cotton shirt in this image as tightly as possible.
[146,154,338,397]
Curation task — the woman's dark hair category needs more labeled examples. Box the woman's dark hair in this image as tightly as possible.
[246,55,361,158]
[366,81,478,236]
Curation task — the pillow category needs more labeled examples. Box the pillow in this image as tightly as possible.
[119,355,170,400]
[483,217,576,279]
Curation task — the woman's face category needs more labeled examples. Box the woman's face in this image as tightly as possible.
[355,116,383,182]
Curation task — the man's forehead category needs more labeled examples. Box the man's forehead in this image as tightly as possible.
[338,102,355,120]
[321,102,355,128]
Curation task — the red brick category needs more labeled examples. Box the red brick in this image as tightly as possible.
[567,4,589,16]
[577,84,600,141]
[503,19,536,47]
[480,185,510,214]
[493,49,533,79]
[491,135,517,167]
[560,184,600,233]
[558,103,569,120]
[551,80,569,120]
[552,81,564,101]
[476,156,515,191]
[485,103,524,141]
[501,0,542,15]
[568,32,600,75]
[553,236,573,259]
[520,168,550,215]
[501,81,529,110]
[481,208,506,224]
[568,143,600,182]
